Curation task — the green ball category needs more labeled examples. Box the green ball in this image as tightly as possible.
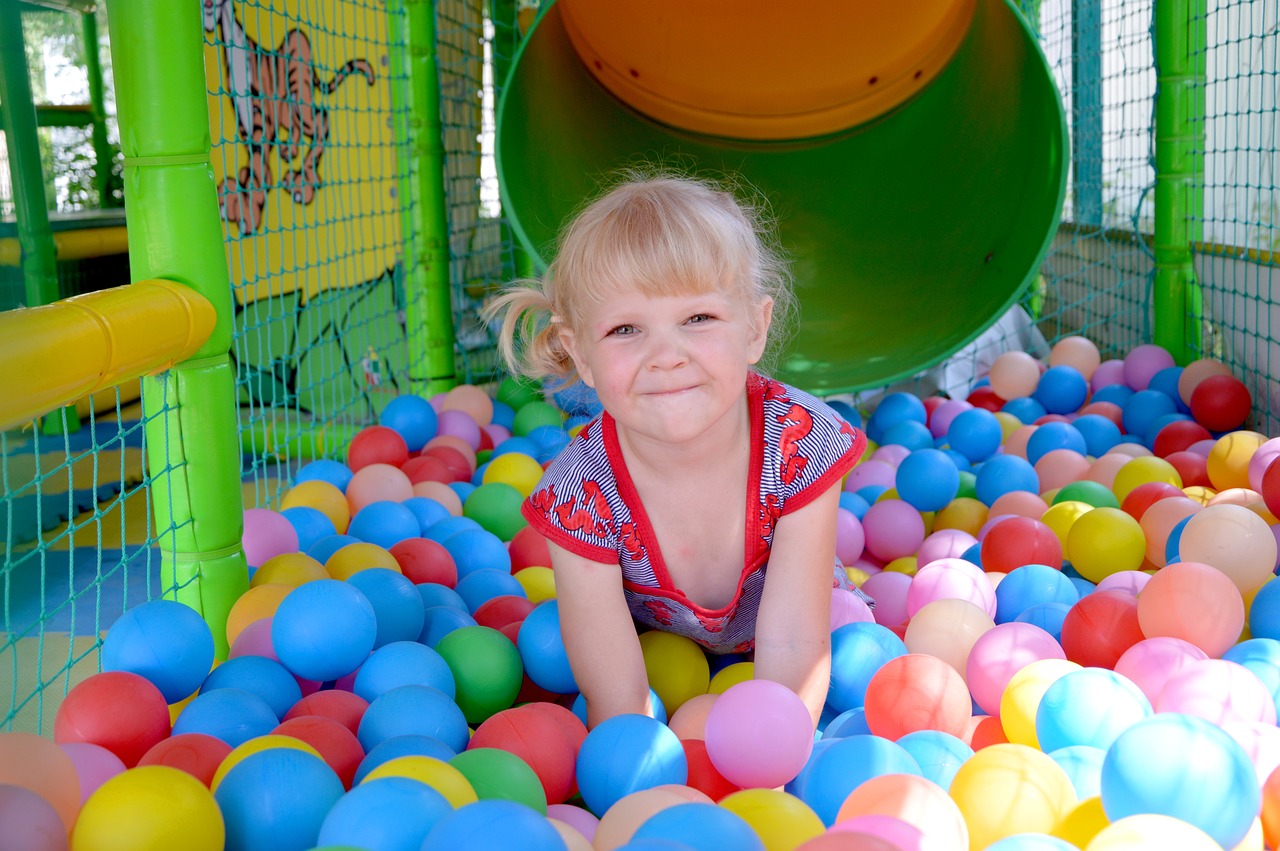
[955,470,978,501]
[1052,479,1120,509]
[449,747,548,815]
[512,401,564,437]
[497,376,544,411]
[434,626,523,724]
[464,482,528,541]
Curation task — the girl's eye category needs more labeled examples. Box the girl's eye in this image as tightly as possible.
[687,313,714,325]
[607,324,637,337]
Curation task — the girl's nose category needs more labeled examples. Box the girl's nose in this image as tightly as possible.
[645,329,688,369]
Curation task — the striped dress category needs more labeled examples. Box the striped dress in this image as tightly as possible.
[522,373,867,653]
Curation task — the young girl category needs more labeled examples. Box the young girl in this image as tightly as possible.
[485,172,867,729]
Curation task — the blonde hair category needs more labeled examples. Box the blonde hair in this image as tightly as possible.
[484,169,797,384]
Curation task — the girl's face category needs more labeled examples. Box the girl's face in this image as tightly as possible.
[561,284,772,449]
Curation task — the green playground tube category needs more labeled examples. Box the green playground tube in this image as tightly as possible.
[497,0,1068,394]
[106,0,248,658]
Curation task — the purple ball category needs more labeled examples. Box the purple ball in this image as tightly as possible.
[1123,344,1176,391]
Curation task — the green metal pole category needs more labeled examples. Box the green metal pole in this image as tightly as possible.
[106,0,248,658]
[401,0,457,396]
[1152,0,1205,363]
[0,2,60,307]
[82,10,115,209]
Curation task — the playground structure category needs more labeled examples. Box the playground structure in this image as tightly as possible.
[1,0,1278,747]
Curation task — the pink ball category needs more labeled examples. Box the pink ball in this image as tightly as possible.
[1223,721,1280,787]
[704,679,814,789]
[1091,359,1127,391]
[831,587,876,631]
[1095,570,1151,597]
[1123,344,1176,391]
[1136,561,1246,658]
[229,618,321,697]
[1034,449,1092,494]
[1248,438,1280,492]
[871,444,911,468]
[345,463,414,514]
[987,490,1050,521]
[1155,658,1277,726]
[57,742,125,805]
[1113,636,1210,706]
[1049,336,1102,380]
[482,424,512,447]
[965,621,1066,716]
[917,529,978,566]
[835,509,866,566]
[862,500,926,563]
[929,399,973,438]
[988,351,1042,401]
[0,785,67,851]
[861,571,912,628]
[845,460,897,493]
[906,558,996,619]
[242,508,300,569]
[547,804,599,843]
[435,409,482,450]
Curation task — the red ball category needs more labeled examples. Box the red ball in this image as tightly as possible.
[273,715,365,789]
[681,738,740,802]
[1060,589,1144,669]
[1121,481,1187,522]
[388,537,457,587]
[979,516,1063,573]
[1262,458,1280,519]
[468,703,584,804]
[1166,450,1211,489]
[1190,374,1252,432]
[137,733,231,787]
[400,454,455,485]
[53,671,171,767]
[966,387,1006,413]
[474,595,537,632]
[1152,419,1212,458]
[864,653,972,740]
[1078,401,1124,430]
[1034,414,1073,426]
[347,426,410,471]
[509,526,553,572]
[282,690,370,735]
[420,445,473,482]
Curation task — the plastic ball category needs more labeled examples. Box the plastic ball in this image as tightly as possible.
[979,516,1063,575]
[1111,456,1182,504]
[862,499,926,562]
[449,746,548,813]
[1100,713,1260,849]
[73,766,224,850]
[974,455,1040,507]
[1136,561,1245,657]
[864,653,972,740]
[272,579,377,682]
[342,568,423,648]
[346,500,420,550]
[200,655,302,721]
[516,601,577,694]
[1034,365,1089,415]
[947,408,1004,463]
[442,528,512,579]
[1049,336,1101,378]
[434,626,523,724]
[53,672,171,767]
[1122,344,1176,391]
[282,479,351,536]
[419,798,565,850]
[58,741,126,807]
[989,351,1043,400]
[269,715,363,790]
[799,735,921,826]
[0,732,80,835]
[1035,667,1152,753]
[1060,589,1144,669]
[136,733,231,787]
[702,680,813,789]
[906,557,996,619]
[828,622,908,713]
[214,747,344,851]
[1208,429,1269,490]
[998,658,1081,747]
[1154,658,1277,726]
[352,685,467,755]
[902,598,994,680]
[242,508,300,569]
[0,783,70,851]
[630,802,763,851]
[1066,507,1146,583]
[1190,374,1252,431]
[251,552,327,589]
[470,704,585,806]
[350,641,455,705]
[1178,503,1278,595]
[347,425,410,472]
[638,632,710,717]
[834,774,967,848]
[379,394,439,451]
[463,482,528,540]
[101,599,214,704]
[993,563,1078,624]
[318,775,451,850]
[454,568,526,613]
[966,622,1067,717]
[949,743,1076,848]
[346,463,414,514]
[575,714,687,816]
[895,449,960,512]
[170,687,279,749]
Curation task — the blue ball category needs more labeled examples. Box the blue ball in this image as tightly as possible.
[353,735,458,785]
[490,400,515,430]
[280,506,338,554]
[985,836,1077,851]
[571,689,667,727]
[101,599,214,703]
[1100,713,1259,848]
[199,656,301,720]
[272,580,377,682]
[353,640,456,703]
[974,454,1040,507]
[423,516,482,543]
[442,528,512,578]
[420,799,567,851]
[1091,384,1134,407]
[801,734,921,826]
[1165,514,1195,564]
[1048,744,1107,799]
[632,803,764,851]
[455,568,526,613]
[450,481,477,502]
[348,500,421,549]
[417,583,468,611]
[216,748,344,851]
[1072,414,1122,457]
[347,567,426,648]
[576,714,687,816]
[828,622,908,713]
[959,542,983,567]
[1013,601,1072,641]
[307,534,361,565]
[379,394,439,453]
[897,730,974,791]
[1034,365,1089,414]
[995,563,1080,623]
[895,449,960,512]
[549,379,604,418]
[527,425,572,462]
[867,392,927,443]
[1148,366,1191,414]
[821,708,871,739]
[172,687,279,747]
[1121,389,1178,440]
[826,399,862,430]
[879,419,934,451]
[295,459,354,492]
[785,738,837,800]
[358,684,470,753]
[1036,668,1152,752]
[838,491,871,520]
[490,436,540,459]
[947,407,1004,463]
[318,775,451,851]
[1025,421,1087,466]
[1144,412,1193,449]
[1002,396,1048,424]
[516,600,577,694]
[1223,638,1280,713]
[418,605,478,648]
[941,448,973,473]
[402,497,452,534]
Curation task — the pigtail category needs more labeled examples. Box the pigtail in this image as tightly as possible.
[482,281,576,382]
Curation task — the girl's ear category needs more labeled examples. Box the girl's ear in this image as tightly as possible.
[747,297,774,365]
[559,323,596,388]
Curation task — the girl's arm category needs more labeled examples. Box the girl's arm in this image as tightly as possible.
[548,541,652,728]
[752,481,842,728]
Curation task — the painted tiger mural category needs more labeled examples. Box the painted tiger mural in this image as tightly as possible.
[203,0,376,235]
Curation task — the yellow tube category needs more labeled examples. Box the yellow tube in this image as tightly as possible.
[0,278,215,431]
[0,226,129,268]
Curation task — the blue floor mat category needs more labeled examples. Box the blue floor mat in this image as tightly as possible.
[4,547,163,638]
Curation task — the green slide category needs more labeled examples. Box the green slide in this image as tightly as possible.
[497,0,1068,394]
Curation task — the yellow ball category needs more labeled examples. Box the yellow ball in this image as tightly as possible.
[225,583,292,648]
[212,735,321,791]
[998,658,1080,748]
[948,743,1077,848]
[718,788,824,849]
[72,766,224,851]
[1207,431,1268,491]
[1112,456,1183,503]
[482,452,546,498]
[995,411,1023,440]
[639,631,710,716]
[1053,796,1110,847]
[325,542,401,580]
[361,756,478,808]
[1040,500,1093,556]
[251,552,328,588]
[883,555,919,576]
[513,566,556,603]
[1066,507,1146,584]
[1084,814,1221,850]
[707,662,754,695]
[934,497,989,537]
[1184,485,1217,505]
[876,487,901,502]
[281,479,350,534]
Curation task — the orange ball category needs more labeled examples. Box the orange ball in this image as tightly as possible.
[225,583,293,647]
[281,480,350,534]
[345,463,413,514]
[1049,336,1101,379]
[252,552,328,588]
[1208,431,1269,491]
[325,541,402,581]
[667,693,718,741]
[835,772,968,849]
[441,384,495,427]
[0,731,81,833]
[988,351,1042,401]
[1137,561,1245,657]
[1179,358,1234,406]
[412,480,463,515]
[1139,496,1201,567]
[864,653,972,739]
